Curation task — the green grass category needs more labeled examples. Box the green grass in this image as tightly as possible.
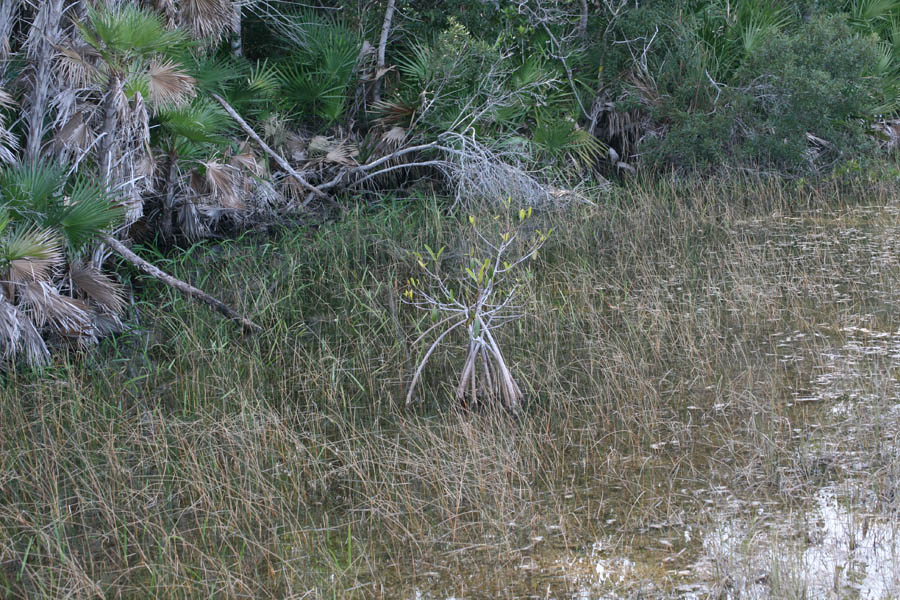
[3,174,900,598]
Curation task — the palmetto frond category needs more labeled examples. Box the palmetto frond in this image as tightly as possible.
[54,44,100,87]
[20,280,94,339]
[0,164,123,252]
[0,89,14,110]
[178,0,237,42]
[3,227,64,288]
[55,177,124,251]
[0,162,67,215]
[54,111,95,153]
[0,162,124,364]
[69,261,125,314]
[80,4,191,65]
[156,97,232,144]
[148,59,197,109]
[202,159,241,207]
[0,297,49,366]
[276,11,361,123]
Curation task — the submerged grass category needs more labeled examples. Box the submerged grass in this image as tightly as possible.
[3,175,900,598]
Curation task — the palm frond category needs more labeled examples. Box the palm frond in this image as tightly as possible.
[0,89,14,109]
[148,59,197,109]
[69,261,124,314]
[54,111,95,153]
[396,43,433,84]
[179,0,236,42]
[275,12,361,123]
[0,162,67,216]
[202,160,241,207]
[20,280,94,339]
[53,44,99,87]
[156,98,231,143]
[0,297,49,366]
[229,150,261,175]
[371,98,418,128]
[0,88,18,165]
[3,227,63,286]
[55,177,123,251]
[184,54,246,93]
[81,4,191,62]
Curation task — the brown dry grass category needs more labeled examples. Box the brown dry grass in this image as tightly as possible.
[3,174,900,598]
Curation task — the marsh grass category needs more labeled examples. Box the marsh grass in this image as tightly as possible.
[3,174,900,598]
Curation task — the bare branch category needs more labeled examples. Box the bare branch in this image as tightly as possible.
[211,93,327,204]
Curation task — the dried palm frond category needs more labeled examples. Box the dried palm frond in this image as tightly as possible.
[229,150,261,176]
[307,136,357,166]
[307,136,331,157]
[148,59,197,109]
[0,87,18,165]
[0,297,49,365]
[0,89,13,109]
[54,111,95,152]
[53,44,99,87]
[0,297,21,361]
[381,126,407,148]
[69,261,125,314]
[203,160,242,207]
[154,0,178,29]
[20,281,94,339]
[179,0,236,42]
[325,145,356,166]
[371,98,418,128]
[177,198,206,240]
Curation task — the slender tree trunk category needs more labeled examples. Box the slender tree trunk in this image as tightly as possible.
[578,0,589,43]
[373,0,396,104]
[24,0,65,160]
[98,73,122,186]
[230,4,243,58]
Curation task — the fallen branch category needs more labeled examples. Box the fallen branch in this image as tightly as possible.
[104,235,262,333]
[212,93,327,205]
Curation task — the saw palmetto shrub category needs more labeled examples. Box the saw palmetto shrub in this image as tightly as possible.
[640,13,891,175]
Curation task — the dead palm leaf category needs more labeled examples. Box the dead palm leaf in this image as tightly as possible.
[148,59,197,109]
[0,89,13,109]
[53,44,100,88]
[54,111,95,152]
[229,151,261,175]
[0,87,18,165]
[203,160,241,207]
[20,280,94,338]
[0,297,49,365]
[3,227,64,299]
[371,98,418,128]
[69,261,125,314]
[381,126,407,148]
[179,0,236,42]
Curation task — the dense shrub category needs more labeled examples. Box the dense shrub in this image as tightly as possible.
[636,13,891,174]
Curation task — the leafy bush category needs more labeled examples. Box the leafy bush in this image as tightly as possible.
[639,12,891,174]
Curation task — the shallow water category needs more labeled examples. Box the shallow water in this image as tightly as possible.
[400,204,900,599]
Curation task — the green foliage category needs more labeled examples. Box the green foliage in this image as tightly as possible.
[275,11,361,124]
[616,4,894,174]
[78,3,191,69]
[0,163,122,252]
[155,98,233,147]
